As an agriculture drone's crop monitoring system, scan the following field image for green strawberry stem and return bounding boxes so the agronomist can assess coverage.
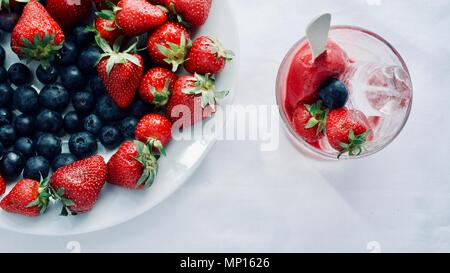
[205,36,235,62]
[150,79,171,107]
[166,2,190,28]
[182,73,229,111]
[25,175,52,215]
[95,1,122,21]
[133,140,160,189]
[304,100,327,136]
[338,129,371,159]
[50,187,77,216]
[95,9,116,21]
[96,36,142,76]
[156,31,191,72]
[0,0,11,12]
[18,31,63,69]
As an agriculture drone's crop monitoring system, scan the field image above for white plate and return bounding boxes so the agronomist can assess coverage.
[0,0,240,236]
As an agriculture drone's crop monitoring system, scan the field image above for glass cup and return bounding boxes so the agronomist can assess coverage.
[276,26,413,160]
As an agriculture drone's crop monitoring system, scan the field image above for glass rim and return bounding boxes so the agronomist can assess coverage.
[275,25,414,160]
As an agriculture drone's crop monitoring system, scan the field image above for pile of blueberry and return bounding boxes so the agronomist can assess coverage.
[0,22,153,182]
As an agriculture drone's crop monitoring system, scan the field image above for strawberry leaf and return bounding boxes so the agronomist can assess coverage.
[96,9,116,21]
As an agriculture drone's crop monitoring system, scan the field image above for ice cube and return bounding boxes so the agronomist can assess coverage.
[346,63,412,116]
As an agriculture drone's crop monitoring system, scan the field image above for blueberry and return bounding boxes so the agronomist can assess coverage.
[72,91,95,114]
[0,12,19,32]
[73,24,95,47]
[13,137,35,159]
[77,46,101,74]
[35,109,63,133]
[69,132,98,159]
[89,75,107,97]
[0,45,5,66]
[0,142,4,155]
[36,65,58,84]
[23,156,50,181]
[60,65,87,91]
[57,40,79,66]
[63,111,82,134]
[36,133,62,161]
[318,78,349,110]
[128,98,152,118]
[0,66,7,83]
[0,151,25,181]
[52,153,77,171]
[0,108,12,126]
[0,83,13,107]
[13,114,34,136]
[0,125,16,146]
[99,125,123,149]
[83,114,103,135]
[33,131,45,142]
[39,83,70,112]
[96,95,125,122]
[8,63,33,85]
[13,85,39,114]
[120,117,138,139]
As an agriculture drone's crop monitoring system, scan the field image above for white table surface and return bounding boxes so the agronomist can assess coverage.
[1,0,449,253]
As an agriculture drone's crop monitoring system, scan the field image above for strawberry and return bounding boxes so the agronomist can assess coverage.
[46,0,92,30]
[91,17,123,45]
[0,177,51,217]
[185,36,234,75]
[326,108,372,158]
[11,0,64,66]
[0,175,6,196]
[96,36,144,108]
[96,0,167,37]
[135,113,172,154]
[292,101,327,143]
[166,0,212,28]
[50,155,107,215]
[166,73,228,128]
[146,22,191,72]
[107,140,159,190]
[139,67,177,107]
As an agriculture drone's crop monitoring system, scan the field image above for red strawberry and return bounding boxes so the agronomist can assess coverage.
[139,67,177,107]
[147,22,191,72]
[185,36,234,75]
[97,0,167,37]
[96,37,144,108]
[135,113,172,154]
[107,140,159,190]
[166,73,228,128]
[92,17,123,45]
[50,155,107,215]
[166,0,212,28]
[292,101,327,143]
[326,108,372,158]
[11,0,64,66]
[0,178,51,217]
[46,0,92,30]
